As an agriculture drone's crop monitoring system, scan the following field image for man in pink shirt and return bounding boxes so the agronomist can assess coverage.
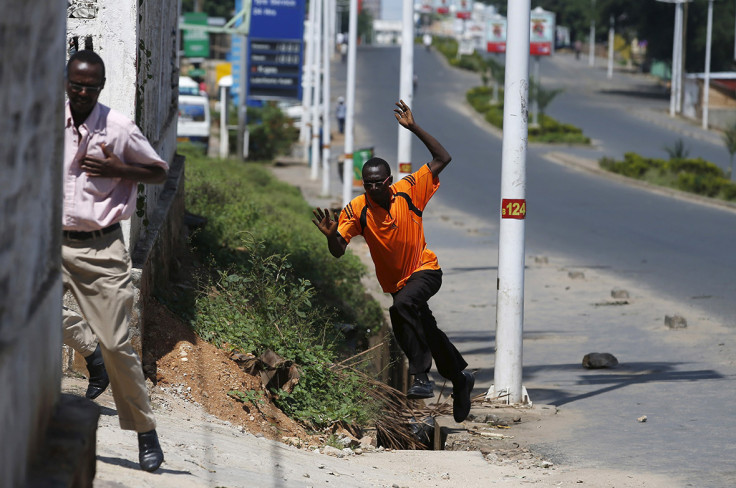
[62,50,168,472]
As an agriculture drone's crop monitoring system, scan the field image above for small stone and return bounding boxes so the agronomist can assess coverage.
[568,271,585,279]
[322,445,344,458]
[611,288,629,299]
[541,460,554,468]
[440,473,450,480]
[180,357,188,362]
[665,315,687,329]
[637,415,648,423]
[582,352,618,369]
[534,256,549,264]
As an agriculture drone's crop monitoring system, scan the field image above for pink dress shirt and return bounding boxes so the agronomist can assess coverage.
[63,101,169,231]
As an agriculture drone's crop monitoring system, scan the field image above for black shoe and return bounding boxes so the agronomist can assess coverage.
[84,344,109,400]
[406,378,434,399]
[138,429,164,472]
[452,371,475,423]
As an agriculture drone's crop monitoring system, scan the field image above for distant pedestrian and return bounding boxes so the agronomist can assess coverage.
[340,41,348,63]
[312,100,475,423]
[423,33,432,51]
[62,50,168,472]
[336,96,346,134]
[574,40,582,60]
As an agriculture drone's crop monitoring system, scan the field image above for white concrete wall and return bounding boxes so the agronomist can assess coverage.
[0,1,67,486]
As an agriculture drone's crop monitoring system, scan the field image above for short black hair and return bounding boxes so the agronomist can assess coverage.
[66,49,106,79]
[363,157,391,176]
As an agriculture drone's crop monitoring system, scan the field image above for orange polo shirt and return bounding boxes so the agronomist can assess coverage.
[338,164,440,293]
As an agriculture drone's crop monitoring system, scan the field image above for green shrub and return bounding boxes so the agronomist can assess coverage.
[667,157,725,178]
[246,102,299,160]
[600,152,666,178]
[599,150,736,203]
[675,173,723,197]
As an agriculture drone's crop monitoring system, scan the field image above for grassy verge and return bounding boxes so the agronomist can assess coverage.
[164,144,386,429]
[434,36,590,145]
[600,152,736,202]
[466,86,590,144]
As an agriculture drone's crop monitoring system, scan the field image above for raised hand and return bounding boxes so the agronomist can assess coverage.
[393,99,415,129]
[312,207,338,237]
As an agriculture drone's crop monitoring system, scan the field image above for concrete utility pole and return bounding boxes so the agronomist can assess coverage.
[607,15,614,79]
[703,0,714,129]
[659,0,687,117]
[342,0,358,206]
[321,0,332,195]
[589,0,596,66]
[311,0,323,180]
[487,0,531,406]
[397,0,414,179]
[300,0,316,161]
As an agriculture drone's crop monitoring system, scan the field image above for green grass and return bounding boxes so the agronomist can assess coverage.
[165,144,385,429]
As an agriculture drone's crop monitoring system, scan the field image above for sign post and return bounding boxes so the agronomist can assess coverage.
[183,12,210,58]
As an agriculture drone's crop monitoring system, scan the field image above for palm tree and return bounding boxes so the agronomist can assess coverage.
[663,138,690,161]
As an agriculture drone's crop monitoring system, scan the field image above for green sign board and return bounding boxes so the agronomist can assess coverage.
[352,147,374,187]
[183,12,210,58]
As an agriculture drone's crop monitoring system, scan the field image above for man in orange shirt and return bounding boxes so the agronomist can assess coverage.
[313,100,474,423]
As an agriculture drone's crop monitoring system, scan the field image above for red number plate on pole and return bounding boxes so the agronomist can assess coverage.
[501,199,527,219]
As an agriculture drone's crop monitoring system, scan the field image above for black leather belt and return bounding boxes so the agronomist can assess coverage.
[62,223,121,241]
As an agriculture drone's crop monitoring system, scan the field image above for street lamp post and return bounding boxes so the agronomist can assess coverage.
[703,0,714,129]
[589,0,596,66]
[607,15,614,79]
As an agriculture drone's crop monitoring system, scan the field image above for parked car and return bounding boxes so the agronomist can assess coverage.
[177,94,211,152]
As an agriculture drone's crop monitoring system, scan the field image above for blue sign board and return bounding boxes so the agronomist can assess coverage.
[230,0,306,106]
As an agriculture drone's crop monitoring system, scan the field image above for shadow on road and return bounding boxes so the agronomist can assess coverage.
[525,361,724,406]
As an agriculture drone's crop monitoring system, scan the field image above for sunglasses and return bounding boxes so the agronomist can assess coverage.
[67,81,104,94]
[363,174,391,190]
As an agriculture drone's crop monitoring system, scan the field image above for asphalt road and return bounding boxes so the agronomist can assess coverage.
[342,45,736,327]
[331,45,736,487]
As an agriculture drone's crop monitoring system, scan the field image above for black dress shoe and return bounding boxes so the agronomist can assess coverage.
[138,429,164,472]
[406,378,434,399]
[85,344,109,400]
[452,371,475,423]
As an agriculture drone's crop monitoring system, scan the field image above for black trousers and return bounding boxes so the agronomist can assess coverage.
[389,269,467,380]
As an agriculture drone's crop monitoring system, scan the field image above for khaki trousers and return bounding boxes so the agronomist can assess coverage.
[62,228,156,433]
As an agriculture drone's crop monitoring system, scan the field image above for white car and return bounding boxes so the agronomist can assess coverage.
[177,94,211,152]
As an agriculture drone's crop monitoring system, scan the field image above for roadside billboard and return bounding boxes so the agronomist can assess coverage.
[530,7,555,56]
[454,0,473,19]
[435,0,450,15]
[486,14,506,53]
